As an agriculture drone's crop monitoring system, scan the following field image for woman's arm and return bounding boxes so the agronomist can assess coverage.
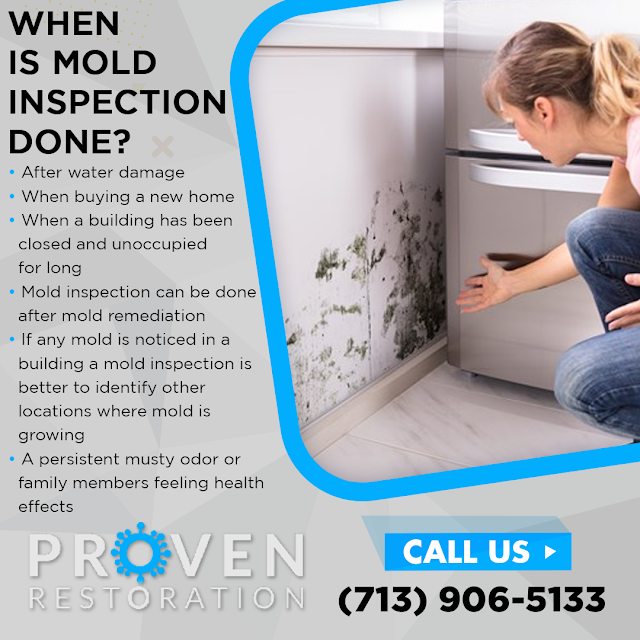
[598,159,640,210]
[456,245,576,313]
[600,161,640,328]
[456,161,640,313]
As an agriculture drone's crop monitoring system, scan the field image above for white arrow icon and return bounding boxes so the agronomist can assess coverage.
[545,546,556,559]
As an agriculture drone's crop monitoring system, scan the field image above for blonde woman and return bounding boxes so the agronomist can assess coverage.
[456,21,640,439]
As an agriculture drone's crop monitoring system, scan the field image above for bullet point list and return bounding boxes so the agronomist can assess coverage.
[9,290,14,294]
[9,337,14,342]
[9,170,14,175]
[10,194,14,199]
[9,218,14,223]
[10,457,14,462]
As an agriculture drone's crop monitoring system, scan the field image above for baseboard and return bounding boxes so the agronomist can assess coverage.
[301,337,447,458]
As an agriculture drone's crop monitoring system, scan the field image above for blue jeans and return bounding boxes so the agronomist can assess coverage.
[555,207,640,439]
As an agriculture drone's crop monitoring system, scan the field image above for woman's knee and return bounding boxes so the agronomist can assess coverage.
[565,207,610,261]
[554,340,598,414]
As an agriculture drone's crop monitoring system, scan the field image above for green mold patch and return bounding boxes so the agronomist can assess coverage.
[383,303,397,333]
[315,248,347,281]
[286,180,444,427]
[344,337,369,360]
[349,234,367,261]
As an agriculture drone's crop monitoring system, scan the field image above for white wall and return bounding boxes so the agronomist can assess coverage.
[288,6,380,27]
[288,0,443,32]
[250,48,446,426]
[379,0,443,31]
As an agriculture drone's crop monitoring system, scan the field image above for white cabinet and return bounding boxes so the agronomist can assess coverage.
[287,6,380,27]
[251,47,445,426]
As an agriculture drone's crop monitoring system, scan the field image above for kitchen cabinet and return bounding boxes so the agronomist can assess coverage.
[251,42,445,426]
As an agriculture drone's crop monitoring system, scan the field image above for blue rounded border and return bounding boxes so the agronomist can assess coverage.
[230,0,640,501]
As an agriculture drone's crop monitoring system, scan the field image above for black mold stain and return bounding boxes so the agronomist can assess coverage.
[315,248,347,281]
[348,234,369,285]
[383,303,397,333]
[312,303,363,333]
[287,180,445,426]
[354,343,368,359]
[330,303,361,315]
[370,245,386,269]
[344,337,355,356]
[344,337,368,360]
[380,183,446,360]
[349,235,367,261]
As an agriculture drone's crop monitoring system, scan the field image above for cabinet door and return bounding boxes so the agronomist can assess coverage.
[447,156,607,389]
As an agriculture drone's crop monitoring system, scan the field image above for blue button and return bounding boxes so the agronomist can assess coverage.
[385,533,571,571]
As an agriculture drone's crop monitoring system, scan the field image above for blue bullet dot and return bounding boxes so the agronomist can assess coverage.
[10,194,14,199]
[9,337,14,342]
[9,218,14,223]
[10,457,14,461]
[9,290,14,294]
[10,170,14,175]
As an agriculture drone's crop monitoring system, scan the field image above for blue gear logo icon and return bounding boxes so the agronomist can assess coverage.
[111,522,172,583]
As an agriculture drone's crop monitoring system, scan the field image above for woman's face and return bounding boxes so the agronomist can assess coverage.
[500,99,578,166]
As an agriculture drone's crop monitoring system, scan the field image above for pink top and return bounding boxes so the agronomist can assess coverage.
[622,113,640,194]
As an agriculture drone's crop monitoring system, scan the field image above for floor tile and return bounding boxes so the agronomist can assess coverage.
[350,367,628,467]
[426,363,569,413]
[315,434,467,483]
[313,364,629,479]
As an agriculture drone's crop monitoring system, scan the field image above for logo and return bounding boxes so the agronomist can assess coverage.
[28,524,305,611]
[111,522,172,583]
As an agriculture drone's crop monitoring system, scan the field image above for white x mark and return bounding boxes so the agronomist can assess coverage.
[152,136,174,158]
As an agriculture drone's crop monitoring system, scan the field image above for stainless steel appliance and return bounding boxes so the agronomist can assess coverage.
[444,0,637,390]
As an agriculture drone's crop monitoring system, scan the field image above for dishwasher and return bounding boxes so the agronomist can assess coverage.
[443,0,632,390]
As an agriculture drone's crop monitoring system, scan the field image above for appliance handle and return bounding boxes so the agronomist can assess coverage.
[469,163,609,195]
[468,129,612,162]
[469,128,532,155]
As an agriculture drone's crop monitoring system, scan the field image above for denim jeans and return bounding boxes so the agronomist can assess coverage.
[555,207,640,439]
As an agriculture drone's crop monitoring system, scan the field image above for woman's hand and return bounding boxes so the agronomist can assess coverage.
[605,274,640,330]
[455,256,516,313]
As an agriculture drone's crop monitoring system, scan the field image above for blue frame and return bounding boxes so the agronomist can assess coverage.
[230,0,640,501]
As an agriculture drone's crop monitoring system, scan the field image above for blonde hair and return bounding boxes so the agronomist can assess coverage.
[484,21,640,126]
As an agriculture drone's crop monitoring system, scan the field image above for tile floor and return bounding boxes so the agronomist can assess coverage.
[314,363,629,482]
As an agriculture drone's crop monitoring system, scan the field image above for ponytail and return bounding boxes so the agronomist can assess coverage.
[484,22,640,127]
[592,34,640,125]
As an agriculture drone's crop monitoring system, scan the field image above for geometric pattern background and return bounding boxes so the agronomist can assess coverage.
[1,2,637,638]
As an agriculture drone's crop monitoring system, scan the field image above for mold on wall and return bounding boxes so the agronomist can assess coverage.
[285,181,445,426]
[250,48,445,429]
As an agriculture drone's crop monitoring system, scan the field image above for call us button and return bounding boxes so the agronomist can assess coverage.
[384,533,572,571]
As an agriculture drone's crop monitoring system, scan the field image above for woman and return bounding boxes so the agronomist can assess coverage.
[456,21,640,439]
